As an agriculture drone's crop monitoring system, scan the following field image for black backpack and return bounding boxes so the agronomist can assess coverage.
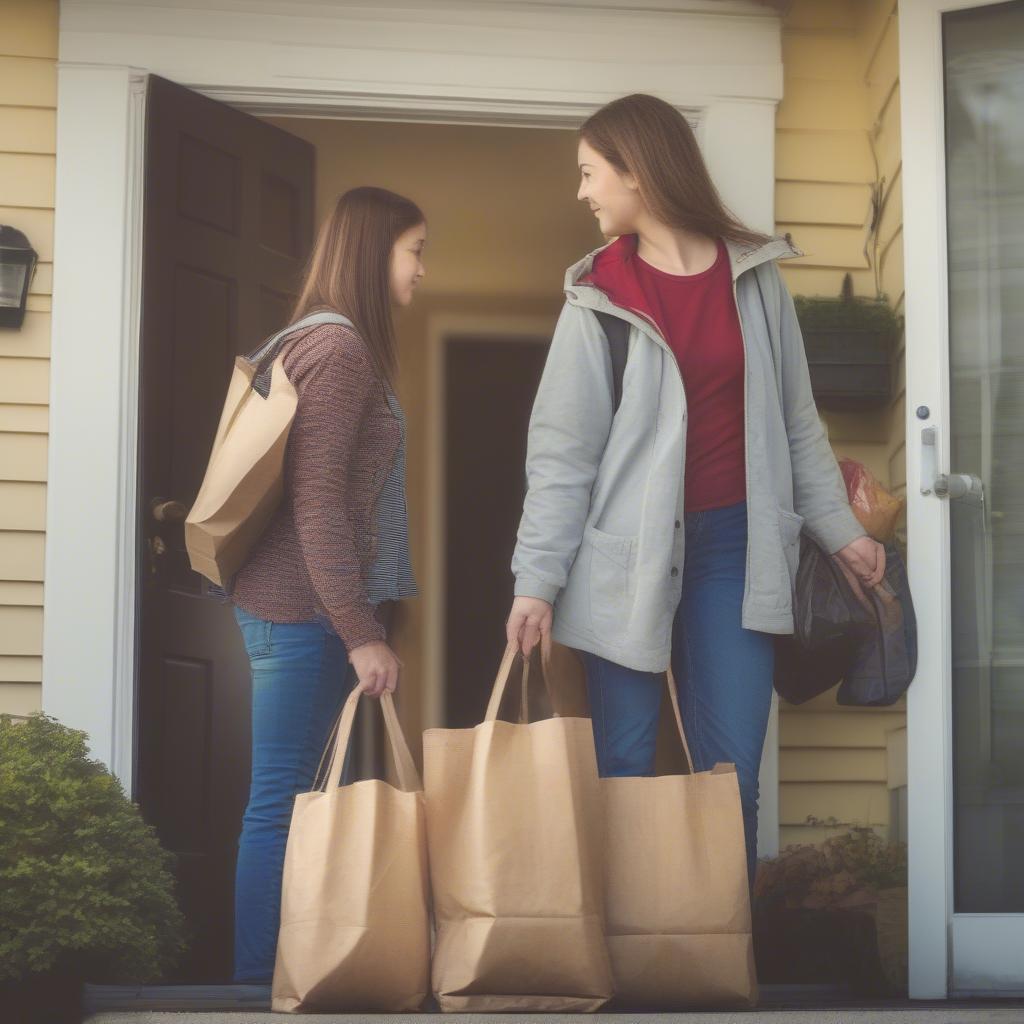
[594,310,629,413]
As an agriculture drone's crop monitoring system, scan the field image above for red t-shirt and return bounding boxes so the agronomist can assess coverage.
[581,234,746,512]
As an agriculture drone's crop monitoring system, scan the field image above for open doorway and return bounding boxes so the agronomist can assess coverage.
[440,330,549,728]
[136,78,600,979]
[261,112,601,738]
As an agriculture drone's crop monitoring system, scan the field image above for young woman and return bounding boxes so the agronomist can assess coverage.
[506,94,885,889]
[227,186,426,984]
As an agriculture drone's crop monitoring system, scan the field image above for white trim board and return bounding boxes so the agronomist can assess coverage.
[44,65,147,788]
[45,1,781,802]
[58,0,783,126]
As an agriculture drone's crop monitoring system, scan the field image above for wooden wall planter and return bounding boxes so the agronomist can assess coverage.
[794,277,902,413]
[802,327,893,411]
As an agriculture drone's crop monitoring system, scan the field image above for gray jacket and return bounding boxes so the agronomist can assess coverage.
[511,235,867,673]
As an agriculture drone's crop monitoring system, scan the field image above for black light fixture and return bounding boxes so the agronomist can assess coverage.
[0,225,39,329]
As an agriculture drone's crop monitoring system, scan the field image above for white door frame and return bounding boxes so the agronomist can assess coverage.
[423,312,555,733]
[900,0,1024,998]
[46,1,782,821]
[423,312,556,732]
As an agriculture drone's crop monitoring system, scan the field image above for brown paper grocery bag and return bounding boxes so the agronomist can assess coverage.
[186,312,352,586]
[601,669,758,1009]
[185,353,296,586]
[423,640,614,1013]
[271,688,430,1013]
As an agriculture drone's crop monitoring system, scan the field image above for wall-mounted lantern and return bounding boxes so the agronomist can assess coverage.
[0,226,39,329]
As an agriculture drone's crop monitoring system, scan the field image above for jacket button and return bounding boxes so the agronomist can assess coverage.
[670,567,679,577]
[675,520,681,529]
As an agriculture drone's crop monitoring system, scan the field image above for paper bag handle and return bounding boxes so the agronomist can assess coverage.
[484,635,557,724]
[248,311,355,374]
[314,688,422,794]
[665,666,696,774]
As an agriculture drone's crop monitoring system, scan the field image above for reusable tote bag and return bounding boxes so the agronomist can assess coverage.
[423,640,614,1013]
[601,670,758,1009]
[185,312,353,586]
[271,688,430,1013]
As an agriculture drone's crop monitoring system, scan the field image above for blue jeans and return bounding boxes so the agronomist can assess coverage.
[231,607,358,983]
[578,500,775,889]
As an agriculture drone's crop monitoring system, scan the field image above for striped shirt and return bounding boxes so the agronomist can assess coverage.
[230,320,417,651]
[365,386,418,604]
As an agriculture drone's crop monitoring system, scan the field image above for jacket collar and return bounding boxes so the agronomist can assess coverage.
[564,232,802,298]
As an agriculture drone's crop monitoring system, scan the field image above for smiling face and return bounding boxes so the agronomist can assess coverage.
[389,222,427,307]
[576,137,645,238]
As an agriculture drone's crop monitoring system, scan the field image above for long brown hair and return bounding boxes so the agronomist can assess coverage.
[580,94,768,247]
[291,186,425,387]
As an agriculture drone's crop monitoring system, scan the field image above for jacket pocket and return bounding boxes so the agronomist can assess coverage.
[585,524,637,637]
[777,507,805,589]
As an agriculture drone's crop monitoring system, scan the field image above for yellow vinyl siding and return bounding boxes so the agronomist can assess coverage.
[0,0,57,717]
[0,482,46,529]
[0,581,44,604]
[775,0,906,848]
[0,405,47,432]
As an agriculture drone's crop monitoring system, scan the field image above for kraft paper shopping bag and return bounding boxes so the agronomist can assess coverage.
[423,639,613,1013]
[271,688,430,1012]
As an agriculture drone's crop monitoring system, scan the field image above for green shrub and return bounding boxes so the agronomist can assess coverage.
[0,713,186,984]
[755,826,908,911]
[794,272,903,335]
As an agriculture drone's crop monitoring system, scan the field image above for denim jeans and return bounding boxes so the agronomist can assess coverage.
[231,607,358,983]
[578,499,775,889]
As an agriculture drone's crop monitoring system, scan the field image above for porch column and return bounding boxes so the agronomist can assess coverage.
[44,63,146,791]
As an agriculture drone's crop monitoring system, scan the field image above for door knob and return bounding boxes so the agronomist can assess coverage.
[934,473,984,502]
[920,427,984,505]
[151,498,188,523]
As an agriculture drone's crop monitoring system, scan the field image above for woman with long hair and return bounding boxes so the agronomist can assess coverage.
[227,186,426,983]
[506,94,885,889]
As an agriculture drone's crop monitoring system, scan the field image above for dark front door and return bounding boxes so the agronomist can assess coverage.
[136,75,314,981]
[444,335,549,726]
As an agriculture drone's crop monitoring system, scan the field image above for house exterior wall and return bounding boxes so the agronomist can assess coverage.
[0,0,57,719]
[774,0,907,848]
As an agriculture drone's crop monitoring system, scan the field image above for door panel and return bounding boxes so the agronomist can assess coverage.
[137,74,314,981]
[904,0,1024,998]
[943,0,1024,919]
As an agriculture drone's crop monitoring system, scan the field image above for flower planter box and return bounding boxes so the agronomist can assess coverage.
[0,971,84,1024]
[753,889,908,996]
[753,905,890,993]
[802,327,893,411]
[793,275,902,413]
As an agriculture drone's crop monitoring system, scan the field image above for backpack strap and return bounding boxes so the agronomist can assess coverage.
[248,311,355,398]
[593,310,629,413]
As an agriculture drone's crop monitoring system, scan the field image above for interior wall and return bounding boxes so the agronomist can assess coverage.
[774,0,906,848]
[266,117,600,751]
[0,0,58,719]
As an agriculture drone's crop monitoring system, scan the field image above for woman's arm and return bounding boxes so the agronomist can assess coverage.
[511,302,616,603]
[773,266,868,555]
[285,326,388,652]
[772,266,886,585]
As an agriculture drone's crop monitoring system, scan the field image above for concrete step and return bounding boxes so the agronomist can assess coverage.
[79,984,1024,1024]
[81,1010,1024,1024]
